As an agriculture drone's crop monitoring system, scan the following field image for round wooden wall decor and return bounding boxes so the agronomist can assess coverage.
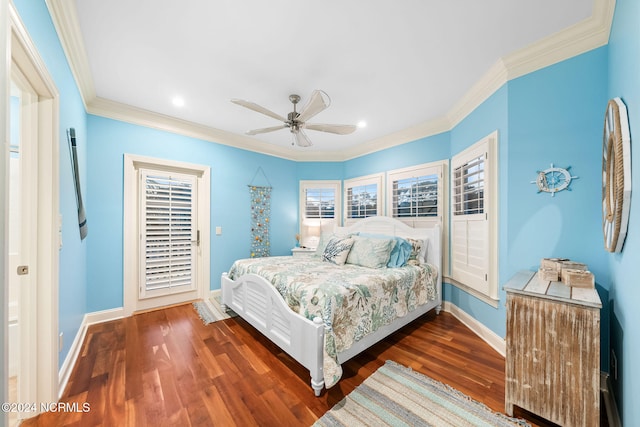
[602,97,632,253]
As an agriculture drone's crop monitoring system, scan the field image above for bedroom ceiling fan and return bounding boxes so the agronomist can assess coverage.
[231,90,357,147]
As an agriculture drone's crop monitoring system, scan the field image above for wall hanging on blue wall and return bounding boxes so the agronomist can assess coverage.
[67,128,88,240]
[531,163,578,197]
[248,167,272,258]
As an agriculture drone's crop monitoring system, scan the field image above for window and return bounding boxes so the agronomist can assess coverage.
[299,181,341,248]
[344,173,383,225]
[450,131,498,301]
[387,161,445,228]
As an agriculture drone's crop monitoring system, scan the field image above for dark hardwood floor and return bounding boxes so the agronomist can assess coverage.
[21,303,596,426]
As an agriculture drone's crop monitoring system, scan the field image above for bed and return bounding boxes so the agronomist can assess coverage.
[220,216,442,396]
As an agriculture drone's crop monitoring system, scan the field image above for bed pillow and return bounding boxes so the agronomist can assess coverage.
[358,233,413,267]
[405,237,426,265]
[387,237,413,267]
[321,236,355,265]
[345,236,395,268]
[315,232,357,257]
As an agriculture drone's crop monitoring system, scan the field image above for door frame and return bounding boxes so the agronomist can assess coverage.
[9,61,40,421]
[123,154,211,316]
[2,3,60,420]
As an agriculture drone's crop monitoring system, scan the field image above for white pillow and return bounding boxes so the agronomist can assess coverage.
[405,237,428,265]
[346,236,394,268]
[321,236,355,265]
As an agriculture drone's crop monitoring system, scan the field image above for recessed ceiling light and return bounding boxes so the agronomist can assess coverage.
[357,120,367,128]
[172,97,185,107]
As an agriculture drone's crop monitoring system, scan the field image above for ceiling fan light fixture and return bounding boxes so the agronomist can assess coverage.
[232,90,354,147]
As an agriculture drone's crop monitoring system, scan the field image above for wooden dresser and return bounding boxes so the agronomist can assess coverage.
[504,270,602,427]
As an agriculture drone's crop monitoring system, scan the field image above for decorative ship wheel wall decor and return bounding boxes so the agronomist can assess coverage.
[531,164,578,196]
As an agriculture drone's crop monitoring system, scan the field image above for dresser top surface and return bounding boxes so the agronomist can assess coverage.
[504,270,602,308]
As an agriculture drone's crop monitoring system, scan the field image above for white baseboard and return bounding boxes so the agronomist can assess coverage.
[58,307,125,398]
[442,301,506,357]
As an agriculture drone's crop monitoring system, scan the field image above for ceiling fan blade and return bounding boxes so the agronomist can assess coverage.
[304,123,357,135]
[246,125,287,135]
[231,98,287,122]
[294,130,313,147]
[296,90,330,123]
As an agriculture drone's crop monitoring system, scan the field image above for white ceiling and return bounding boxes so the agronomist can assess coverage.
[52,0,609,160]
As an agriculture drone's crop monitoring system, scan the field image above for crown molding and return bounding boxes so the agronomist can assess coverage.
[45,0,95,108]
[88,97,303,161]
[502,0,614,82]
[446,59,510,129]
[48,0,615,162]
[446,0,615,128]
[337,115,452,161]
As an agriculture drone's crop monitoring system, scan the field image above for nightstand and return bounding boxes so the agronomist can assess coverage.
[504,270,601,426]
[291,247,315,258]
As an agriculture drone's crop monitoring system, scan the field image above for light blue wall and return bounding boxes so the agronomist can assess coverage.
[344,132,450,181]
[85,116,299,312]
[507,48,608,282]
[606,0,640,423]
[296,161,343,181]
[13,0,88,367]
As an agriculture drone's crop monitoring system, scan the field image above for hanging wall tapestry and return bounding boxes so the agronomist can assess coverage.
[249,167,272,258]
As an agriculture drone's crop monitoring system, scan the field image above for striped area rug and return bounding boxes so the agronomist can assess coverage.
[192,296,237,325]
[314,360,529,427]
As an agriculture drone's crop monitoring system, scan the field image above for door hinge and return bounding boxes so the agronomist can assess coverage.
[192,230,200,246]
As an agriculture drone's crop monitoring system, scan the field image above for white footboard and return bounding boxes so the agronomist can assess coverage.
[221,218,443,396]
[221,272,326,395]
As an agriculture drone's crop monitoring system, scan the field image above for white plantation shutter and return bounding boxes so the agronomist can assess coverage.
[450,132,498,300]
[140,170,197,298]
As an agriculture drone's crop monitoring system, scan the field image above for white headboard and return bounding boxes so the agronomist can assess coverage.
[335,216,442,280]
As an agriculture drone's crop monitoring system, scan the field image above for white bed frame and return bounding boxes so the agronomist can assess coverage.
[220,216,442,396]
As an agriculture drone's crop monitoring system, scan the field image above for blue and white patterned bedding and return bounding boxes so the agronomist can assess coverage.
[227,255,438,388]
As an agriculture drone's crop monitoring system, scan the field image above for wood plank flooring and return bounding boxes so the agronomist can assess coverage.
[20,303,594,426]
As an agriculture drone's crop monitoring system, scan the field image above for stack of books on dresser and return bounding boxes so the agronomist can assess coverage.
[538,258,595,288]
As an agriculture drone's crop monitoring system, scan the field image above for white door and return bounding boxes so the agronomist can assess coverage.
[8,67,38,426]
[123,155,211,315]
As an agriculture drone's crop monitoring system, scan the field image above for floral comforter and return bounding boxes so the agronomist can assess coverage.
[227,256,438,388]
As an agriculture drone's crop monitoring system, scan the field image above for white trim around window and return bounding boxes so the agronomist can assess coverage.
[299,180,341,249]
[450,131,498,302]
[343,172,384,225]
[386,161,447,228]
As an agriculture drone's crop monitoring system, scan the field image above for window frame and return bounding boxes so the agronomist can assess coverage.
[299,180,341,249]
[450,131,498,303]
[343,172,384,225]
[386,161,446,228]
